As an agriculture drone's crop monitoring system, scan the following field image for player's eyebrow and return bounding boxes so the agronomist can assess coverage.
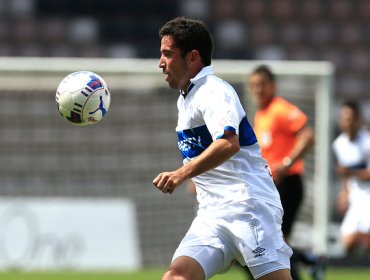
[161,49,175,56]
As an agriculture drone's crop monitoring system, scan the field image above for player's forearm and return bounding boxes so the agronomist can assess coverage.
[288,126,314,164]
[349,169,370,180]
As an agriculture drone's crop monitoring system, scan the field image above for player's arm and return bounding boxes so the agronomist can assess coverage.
[274,124,314,182]
[288,124,314,163]
[340,167,370,181]
[153,130,239,194]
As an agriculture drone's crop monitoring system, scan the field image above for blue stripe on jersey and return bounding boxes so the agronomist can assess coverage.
[177,116,257,159]
[177,125,213,159]
[239,116,258,146]
[220,126,236,136]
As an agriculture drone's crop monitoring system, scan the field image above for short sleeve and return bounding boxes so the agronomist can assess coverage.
[200,89,242,141]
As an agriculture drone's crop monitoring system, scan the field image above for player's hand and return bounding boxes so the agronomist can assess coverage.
[153,171,183,194]
[272,163,289,184]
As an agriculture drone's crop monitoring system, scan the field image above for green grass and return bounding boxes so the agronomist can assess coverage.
[0,267,369,280]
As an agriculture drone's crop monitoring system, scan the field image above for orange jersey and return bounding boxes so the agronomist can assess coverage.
[254,96,307,176]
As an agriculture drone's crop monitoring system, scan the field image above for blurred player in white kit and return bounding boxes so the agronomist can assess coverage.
[333,100,370,254]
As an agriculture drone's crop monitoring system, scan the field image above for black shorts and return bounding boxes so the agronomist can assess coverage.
[275,174,304,237]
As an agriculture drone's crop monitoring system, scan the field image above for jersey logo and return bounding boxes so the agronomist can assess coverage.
[177,125,213,159]
[177,116,257,159]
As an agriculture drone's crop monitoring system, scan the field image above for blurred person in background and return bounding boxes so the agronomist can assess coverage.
[153,17,293,280]
[248,65,323,280]
[332,100,370,256]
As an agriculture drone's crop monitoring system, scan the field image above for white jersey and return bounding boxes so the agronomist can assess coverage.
[332,128,370,203]
[176,66,282,215]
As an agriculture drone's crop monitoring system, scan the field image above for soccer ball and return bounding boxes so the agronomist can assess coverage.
[56,71,111,126]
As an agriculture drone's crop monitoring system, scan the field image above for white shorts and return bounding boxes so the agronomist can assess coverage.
[172,199,292,279]
[341,203,370,235]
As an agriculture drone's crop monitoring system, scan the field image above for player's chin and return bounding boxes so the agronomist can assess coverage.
[167,80,178,90]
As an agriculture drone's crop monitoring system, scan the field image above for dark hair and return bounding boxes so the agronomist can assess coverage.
[342,100,361,119]
[252,65,275,82]
[159,17,213,66]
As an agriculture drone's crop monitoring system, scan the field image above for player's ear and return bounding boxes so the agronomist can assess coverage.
[187,50,200,63]
[187,50,203,71]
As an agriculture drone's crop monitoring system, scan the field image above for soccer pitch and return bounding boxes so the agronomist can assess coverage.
[1,267,369,280]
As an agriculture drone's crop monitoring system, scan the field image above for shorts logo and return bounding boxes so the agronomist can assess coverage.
[252,247,266,257]
[249,221,266,258]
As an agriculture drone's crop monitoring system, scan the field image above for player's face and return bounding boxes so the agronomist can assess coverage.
[339,106,359,135]
[159,36,191,91]
[249,73,275,109]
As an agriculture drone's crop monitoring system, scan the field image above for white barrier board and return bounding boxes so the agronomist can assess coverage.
[0,198,141,270]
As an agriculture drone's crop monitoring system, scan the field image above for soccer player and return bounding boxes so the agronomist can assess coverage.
[153,17,293,280]
[332,100,370,254]
[248,65,320,280]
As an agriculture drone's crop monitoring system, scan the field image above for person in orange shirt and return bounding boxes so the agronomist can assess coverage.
[248,65,322,280]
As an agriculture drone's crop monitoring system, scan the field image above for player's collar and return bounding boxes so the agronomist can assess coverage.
[181,82,195,98]
[190,65,214,84]
[180,66,213,98]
